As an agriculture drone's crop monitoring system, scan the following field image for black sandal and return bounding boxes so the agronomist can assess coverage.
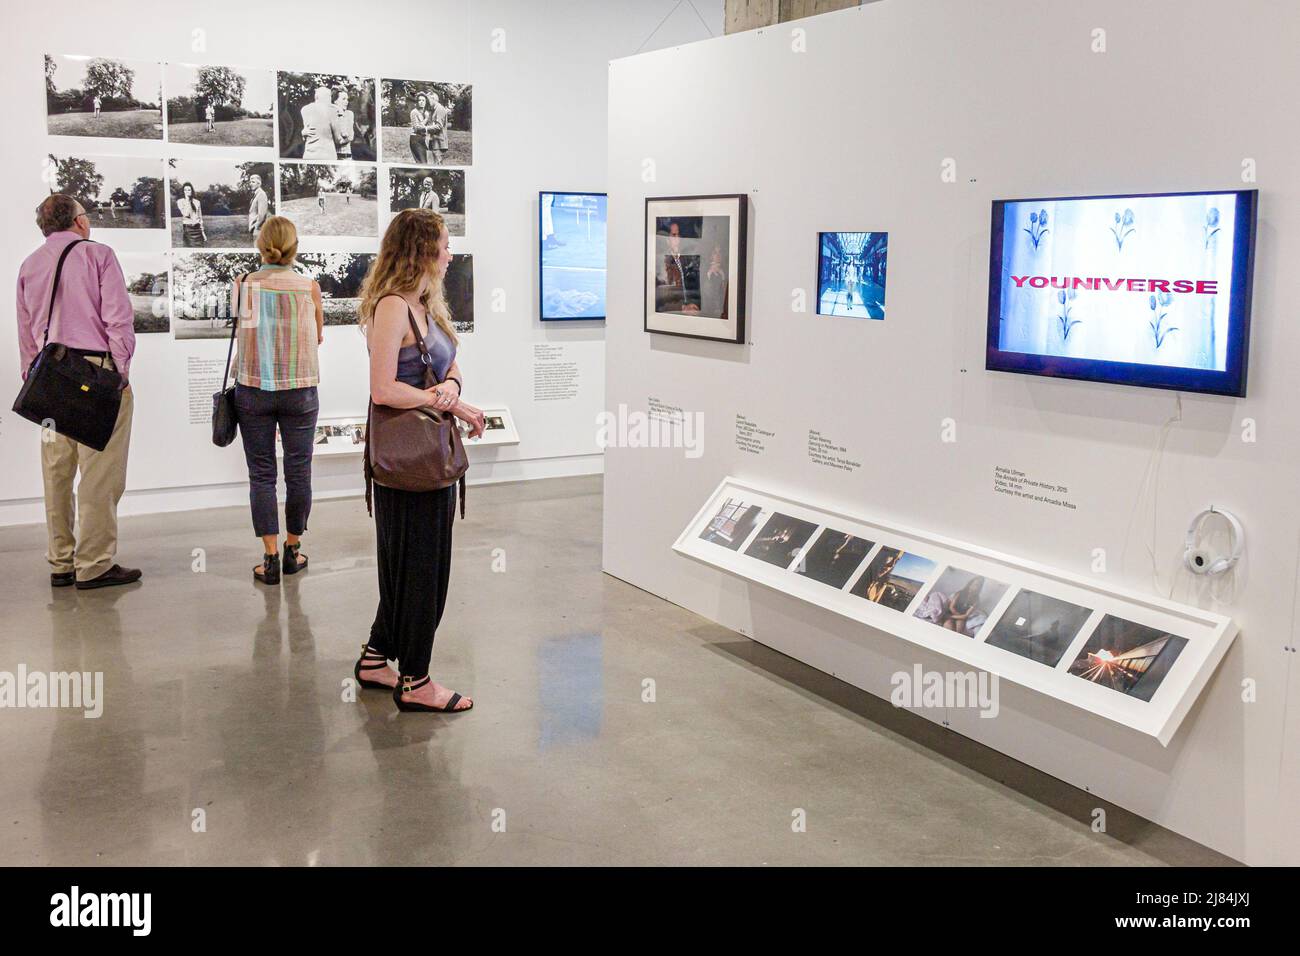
[283,542,308,575]
[354,644,394,690]
[254,552,280,585]
[393,675,473,713]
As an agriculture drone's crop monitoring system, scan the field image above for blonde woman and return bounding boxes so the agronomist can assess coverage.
[229,216,325,585]
[353,208,484,713]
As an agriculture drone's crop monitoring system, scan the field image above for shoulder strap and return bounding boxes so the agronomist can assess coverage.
[222,273,248,390]
[43,238,88,348]
[404,304,439,387]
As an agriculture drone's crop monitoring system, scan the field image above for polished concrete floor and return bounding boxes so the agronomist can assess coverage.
[0,475,1235,866]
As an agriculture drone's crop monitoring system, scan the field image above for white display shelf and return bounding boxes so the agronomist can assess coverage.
[673,477,1238,746]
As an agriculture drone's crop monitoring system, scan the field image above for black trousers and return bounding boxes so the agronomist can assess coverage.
[235,384,319,537]
[369,482,457,678]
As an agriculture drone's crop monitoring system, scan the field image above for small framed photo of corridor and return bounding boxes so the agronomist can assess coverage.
[644,194,747,343]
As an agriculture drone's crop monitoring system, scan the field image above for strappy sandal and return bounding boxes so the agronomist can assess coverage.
[283,542,308,575]
[254,552,280,585]
[353,644,395,690]
[393,675,473,713]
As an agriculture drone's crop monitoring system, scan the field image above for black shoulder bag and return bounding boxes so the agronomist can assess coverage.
[211,273,247,447]
[11,239,123,452]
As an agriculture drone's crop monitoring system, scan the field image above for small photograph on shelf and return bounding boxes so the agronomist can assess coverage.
[118,253,169,333]
[644,195,747,343]
[744,513,820,570]
[850,548,936,612]
[168,158,275,248]
[165,63,275,147]
[45,54,162,141]
[445,253,474,334]
[1067,615,1189,702]
[293,420,367,455]
[698,498,766,551]
[464,406,519,446]
[278,162,378,238]
[540,191,607,321]
[297,252,375,326]
[793,529,874,590]
[389,168,465,236]
[277,72,377,161]
[380,79,472,166]
[913,567,1009,638]
[984,590,1094,666]
[45,154,164,231]
[170,251,260,339]
[817,231,887,319]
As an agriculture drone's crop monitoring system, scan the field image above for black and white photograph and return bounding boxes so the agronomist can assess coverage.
[1067,616,1189,702]
[45,153,164,230]
[380,79,472,166]
[793,529,874,589]
[644,195,747,342]
[278,161,378,238]
[170,252,260,339]
[168,158,275,248]
[445,253,474,334]
[985,590,1094,667]
[118,252,170,333]
[165,63,275,148]
[44,54,162,140]
[698,498,766,551]
[849,548,937,612]
[277,71,377,161]
[389,167,465,235]
[913,567,1009,638]
[297,252,376,326]
[743,513,820,569]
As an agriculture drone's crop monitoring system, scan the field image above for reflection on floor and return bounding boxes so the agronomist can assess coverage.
[0,475,1234,865]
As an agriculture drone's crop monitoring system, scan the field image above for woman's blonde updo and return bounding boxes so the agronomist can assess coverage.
[256,215,299,265]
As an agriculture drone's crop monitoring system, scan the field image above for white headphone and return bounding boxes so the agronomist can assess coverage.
[1183,507,1244,576]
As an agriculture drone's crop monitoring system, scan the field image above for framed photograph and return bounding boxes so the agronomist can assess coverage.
[1067,615,1190,702]
[168,158,275,248]
[277,72,377,161]
[296,252,375,326]
[389,168,465,235]
[118,252,169,333]
[278,161,378,238]
[743,513,819,570]
[913,566,1010,639]
[644,194,747,342]
[463,406,519,447]
[45,154,164,230]
[45,54,162,140]
[170,252,260,339]
[540,190,606,321]
[379,79,472,166]
[793,529,874,590]
[985,590,1095,667]
[817,231,888,319]
[850,548,937,612]
[165,63,275,148]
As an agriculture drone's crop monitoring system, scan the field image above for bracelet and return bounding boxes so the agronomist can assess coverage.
[446,376,462,396]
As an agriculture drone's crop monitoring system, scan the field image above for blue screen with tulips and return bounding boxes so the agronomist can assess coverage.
[987,189,1256,396]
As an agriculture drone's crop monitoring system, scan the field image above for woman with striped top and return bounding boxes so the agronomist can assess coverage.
[230,216,325,585]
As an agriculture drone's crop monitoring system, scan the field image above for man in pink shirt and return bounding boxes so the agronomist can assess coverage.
[15,194,142,589]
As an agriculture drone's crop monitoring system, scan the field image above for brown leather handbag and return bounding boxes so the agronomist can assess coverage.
[364,307,467,517]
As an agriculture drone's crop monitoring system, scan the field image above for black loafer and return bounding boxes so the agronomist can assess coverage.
[51,572,75,588]
[75,565,143,590]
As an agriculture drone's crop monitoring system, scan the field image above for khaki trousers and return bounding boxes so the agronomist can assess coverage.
[40,361,134,581]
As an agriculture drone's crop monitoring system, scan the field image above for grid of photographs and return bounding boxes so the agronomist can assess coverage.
[688,487,1209,713]
[42,54,477,344]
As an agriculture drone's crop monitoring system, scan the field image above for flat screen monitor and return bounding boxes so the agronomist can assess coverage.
[817,231,888,319]
[539,190,607,321]
[987,189,1257,396]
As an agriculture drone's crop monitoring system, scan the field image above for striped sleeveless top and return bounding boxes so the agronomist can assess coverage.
[232,265,320,390]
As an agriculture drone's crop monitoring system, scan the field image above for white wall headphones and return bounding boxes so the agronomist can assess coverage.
[1183,507,1244,576]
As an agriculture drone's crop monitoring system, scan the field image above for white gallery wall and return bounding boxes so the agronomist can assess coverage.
[604,0,1300,864]
[0,0,721,525]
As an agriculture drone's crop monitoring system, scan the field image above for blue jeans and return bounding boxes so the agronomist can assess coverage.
[234,384,319,537]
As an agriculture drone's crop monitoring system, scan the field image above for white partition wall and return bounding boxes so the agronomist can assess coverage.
[0,0,722,525]
[604,0,1300,864]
